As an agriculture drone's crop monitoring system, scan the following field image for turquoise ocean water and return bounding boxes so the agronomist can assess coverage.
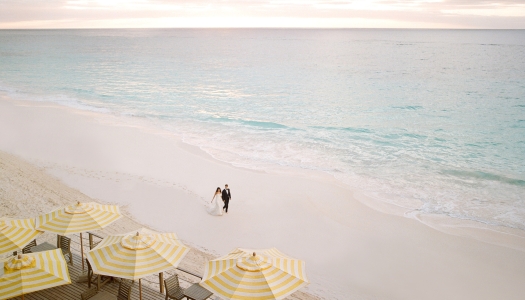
[1,29,524,229]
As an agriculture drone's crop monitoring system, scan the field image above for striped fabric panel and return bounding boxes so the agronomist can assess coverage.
[263,248,292,259]
[273,258,307,281]
[213,248,266,261]
[0,249,71,299]
[202,259,237,281]
[91,235,122,249]
[91,203,120,214]
[35,202,122,234]
[260,267,308,299]
[86,231,189,280]
[5,218,37,229]
[155,233,179,243]
[123,228,180,244]
[214,248,248,260]
[0,218,43,255]
[266,248,308,285]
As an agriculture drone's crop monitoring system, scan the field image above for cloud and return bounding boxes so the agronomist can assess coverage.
[0,0,524,28]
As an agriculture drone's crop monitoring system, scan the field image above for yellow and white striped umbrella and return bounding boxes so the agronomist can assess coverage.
[200,248,309,300]
[0,218,43,255]
[0,249,71,299]
[35,202,122,235]
[86,228,189,280]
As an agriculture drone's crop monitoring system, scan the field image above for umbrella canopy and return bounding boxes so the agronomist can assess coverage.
[35,202,122,235]
[0,249,71,299]
[200,248,309,300]
[0,218,43,255]
[86,228,189,280]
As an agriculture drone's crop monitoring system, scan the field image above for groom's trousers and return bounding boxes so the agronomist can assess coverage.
[223,199,229,213]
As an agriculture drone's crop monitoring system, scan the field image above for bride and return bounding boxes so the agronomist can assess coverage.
[207,187,223,216]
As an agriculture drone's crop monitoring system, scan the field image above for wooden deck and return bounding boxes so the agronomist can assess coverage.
[9,233,204,300]
[6,233,317,300]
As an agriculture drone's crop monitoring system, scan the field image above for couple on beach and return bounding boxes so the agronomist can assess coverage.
[207,184,231,216]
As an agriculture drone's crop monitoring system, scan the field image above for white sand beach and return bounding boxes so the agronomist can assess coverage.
[1,95,525,300]
[0,121,315,300]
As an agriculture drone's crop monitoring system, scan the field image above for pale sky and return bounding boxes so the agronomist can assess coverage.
[1,0,524,29]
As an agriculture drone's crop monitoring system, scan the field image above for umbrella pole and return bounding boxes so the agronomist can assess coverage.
[159,272,164,294]
[139,278,142,300]
[80,232,85,270]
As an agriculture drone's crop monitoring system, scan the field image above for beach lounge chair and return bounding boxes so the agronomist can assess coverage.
[164,274,185,300]
[80,279,133,300]
[22,239,37,254]
[58,235,73,265]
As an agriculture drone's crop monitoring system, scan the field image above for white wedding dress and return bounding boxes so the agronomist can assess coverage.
[207,194,223,216]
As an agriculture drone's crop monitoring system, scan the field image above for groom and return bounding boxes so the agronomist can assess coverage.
[222,184,231,213]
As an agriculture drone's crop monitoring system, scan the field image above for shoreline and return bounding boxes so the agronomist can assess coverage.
[4,89,525,236]
[1,94,525,299]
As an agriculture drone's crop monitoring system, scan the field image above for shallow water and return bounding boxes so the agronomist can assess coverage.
[1,29,524,229]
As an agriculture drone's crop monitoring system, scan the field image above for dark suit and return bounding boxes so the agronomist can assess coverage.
[222,188,231,212]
